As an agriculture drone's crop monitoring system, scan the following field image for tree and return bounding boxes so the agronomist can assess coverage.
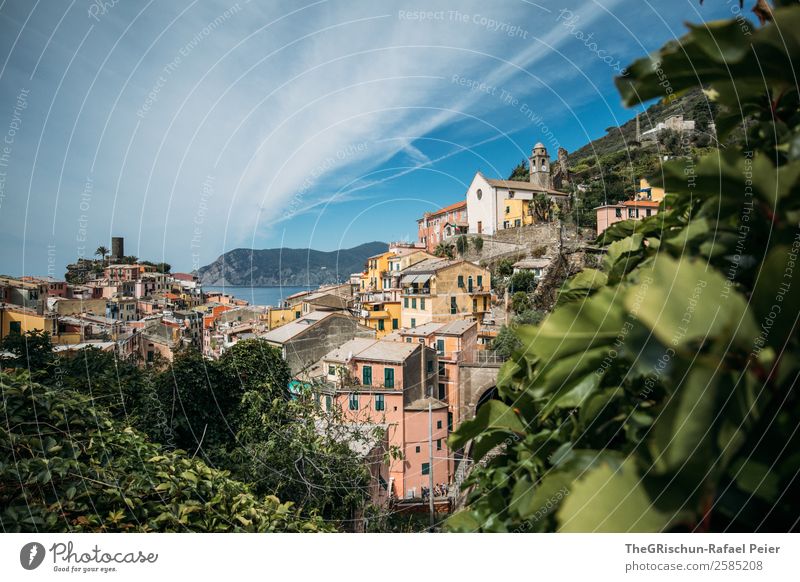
[433,242,455,259]
[449,2,800,533]
[508,271,537,294]
[94,245,109,267]
[0,372,330,532]
[0,329,53,375]
[508,160,529,181]
[121,255,139,264]
[472,236,484,253]
[229,391,373,526]
[150,348,233,460]
[455,235,469,256]
[217,338,291,401]
[510,291,532,313]
[496,259,514,279]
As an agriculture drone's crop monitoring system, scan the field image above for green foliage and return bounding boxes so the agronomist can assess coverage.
[509,271,537,294]
[449,6,800,533]
[230,391,373,524]
[455,235,469,255]
[508,160,529,181]
[0,329,54,375]
[472,236,484,253]
[433,242,455,259]
[0,373,330,532]
[496,259,514,279]
[510,291,532,313]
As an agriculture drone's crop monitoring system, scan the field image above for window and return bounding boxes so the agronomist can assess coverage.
[450,297,457,315]
[349,394,359,410]
[375,394,385,411]
[514,219,521,227]
[325,395,332,411]
[483,297,488,310]
[436,339,445,355]
[9,321,21,334]
[437,439,442,451]
[615,208,622,218]
[416,445,421,453]
[505,206,510,214]
[362,366,372,385]
[477,275,483,288]
[448,412,453,432]
[476,189,482,200]
[404,297,408,308]
[438,383,446,400]
[373,304,380,311]
[411,298,417,309]
[392,318,399,329]
[509,191,515,198]
[384,368,394,388]
[473,298,478,312]
[406,337,412,343]
[438,362,445,377]
[427,359,433,374]
[477,221,482,233]
[147,351,154,362]
[411,318,416,328]
[628,208,636,218]
[457,275,464,288]
[436,420,442,429]
[328,365,335,376]
[646,209,652,217]
[420,298,425,310]
[378,319,385,331]
[421,463,430,476]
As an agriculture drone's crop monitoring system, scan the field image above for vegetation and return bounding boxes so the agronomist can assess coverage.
[449,1,800,533]
[456,235,469,256]
[434,241,455,259]
[1,333,372,531]
[510,291,532,313]
[472,236,484,253]
[0,373,330,532]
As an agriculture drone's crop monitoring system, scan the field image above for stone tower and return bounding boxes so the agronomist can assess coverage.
[111,237,124,262]
[529,142,552,189]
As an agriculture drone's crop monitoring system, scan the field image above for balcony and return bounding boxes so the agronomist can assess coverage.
[466,285,490,295]
[402,286,431,296]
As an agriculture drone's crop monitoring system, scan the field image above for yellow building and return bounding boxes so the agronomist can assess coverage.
[363,251,395,292]
[267,306,302,330]
[0,305,80,344]
[359,300,401,338]
[638,178,665,202]
[399,259,491,329]
[501,198,535,229]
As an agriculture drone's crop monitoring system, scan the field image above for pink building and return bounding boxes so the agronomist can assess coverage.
[393,319,478,428]
[319,338,451,499]
[417,200,468,253]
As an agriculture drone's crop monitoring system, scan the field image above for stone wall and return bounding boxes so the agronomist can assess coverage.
[284,315,375,374]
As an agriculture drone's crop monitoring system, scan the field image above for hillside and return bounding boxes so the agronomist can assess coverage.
[197,242,387,287]
[569,88,715,163]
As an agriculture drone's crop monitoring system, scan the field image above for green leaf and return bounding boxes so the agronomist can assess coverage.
[449,400,525,451]
[557,460,674,532]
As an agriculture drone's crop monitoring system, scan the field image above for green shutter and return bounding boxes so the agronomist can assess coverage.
[384,367,394,388]
[362,366,372,385]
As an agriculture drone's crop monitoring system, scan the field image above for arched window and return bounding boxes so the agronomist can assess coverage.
[476,188,483,200]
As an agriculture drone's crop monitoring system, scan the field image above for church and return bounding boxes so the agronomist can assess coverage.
[465,142,571,236]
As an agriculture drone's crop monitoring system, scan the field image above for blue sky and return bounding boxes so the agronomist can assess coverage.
[0,0,735,276]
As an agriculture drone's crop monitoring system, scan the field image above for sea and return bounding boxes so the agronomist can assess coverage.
[204,285,311,307]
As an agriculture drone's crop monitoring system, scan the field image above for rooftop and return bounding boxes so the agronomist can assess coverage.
[483,175,569,196]
[436,319,478,336]
[405,396,449,411]
[322,337,421,364]
[261,310,337,344]
[418,200,467,221]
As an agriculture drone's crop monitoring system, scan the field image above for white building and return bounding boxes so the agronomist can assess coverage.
[465,171,570,235]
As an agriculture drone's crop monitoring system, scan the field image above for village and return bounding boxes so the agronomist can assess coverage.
[0,136,666,514]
